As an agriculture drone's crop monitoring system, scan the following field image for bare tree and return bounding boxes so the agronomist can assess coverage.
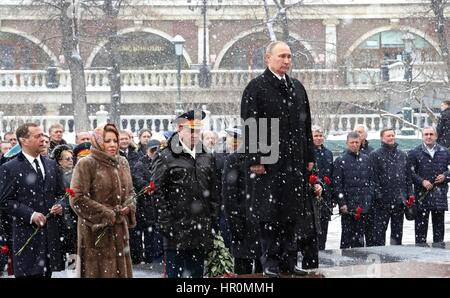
[431,0,450,86]
[261,0,304,43]
[100,0,123,128]
[60,0,90,132]
[28,0,90,132]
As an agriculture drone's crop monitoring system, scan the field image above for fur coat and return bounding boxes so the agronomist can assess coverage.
[70,147,136,278]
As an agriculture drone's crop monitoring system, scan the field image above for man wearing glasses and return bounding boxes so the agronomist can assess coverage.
[408,127,450,245]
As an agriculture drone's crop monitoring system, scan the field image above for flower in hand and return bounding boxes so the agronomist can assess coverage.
[406,195,415,208]
[309,175,318,185]
[1,245,9,255]
[323,176,332,185]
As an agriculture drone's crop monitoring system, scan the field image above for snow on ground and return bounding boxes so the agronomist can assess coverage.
[325,197,450,250]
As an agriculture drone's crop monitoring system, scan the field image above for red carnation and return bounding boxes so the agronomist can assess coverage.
[65,187,76,198]
[323,176,331,185]
[356,207,363,214]
[406,195,415,208]
[1,245,9,255]
[354,213,361,220]
[309,175,318,185]
[145,181,157,194]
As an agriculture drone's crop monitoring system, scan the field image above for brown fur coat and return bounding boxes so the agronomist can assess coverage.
[70,148,136,278]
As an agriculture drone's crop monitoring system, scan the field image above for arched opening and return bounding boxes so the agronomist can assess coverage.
[347,30,440,68]
[0,31,52,69]
[91,32,188,69]
[218,32,315,70]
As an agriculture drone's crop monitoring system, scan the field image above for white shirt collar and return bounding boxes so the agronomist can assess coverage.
[423,143,437,157]
[179,139,196,159]
[22,151,45,178]
[268,68,286,81]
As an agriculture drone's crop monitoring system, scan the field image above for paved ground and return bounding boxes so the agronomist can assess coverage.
[14,197,450,278]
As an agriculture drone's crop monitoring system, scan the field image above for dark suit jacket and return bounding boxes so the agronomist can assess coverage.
[0,153,65,277]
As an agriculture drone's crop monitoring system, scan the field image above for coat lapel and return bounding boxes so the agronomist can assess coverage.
[41,156,51,190]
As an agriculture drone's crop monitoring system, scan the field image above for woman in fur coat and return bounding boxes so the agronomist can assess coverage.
[70,124,136,278]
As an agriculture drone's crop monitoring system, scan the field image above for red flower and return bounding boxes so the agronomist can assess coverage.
[356,207,363,214]
[65,187,76,199]
[145,181,157,194]
[309,175,318,185]
[354,213,361,220]
[323,176,331,185]
[406,195,415,208]
[1,245,9,255]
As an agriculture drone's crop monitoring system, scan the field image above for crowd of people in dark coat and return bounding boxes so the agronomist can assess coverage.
[0,42,449,278]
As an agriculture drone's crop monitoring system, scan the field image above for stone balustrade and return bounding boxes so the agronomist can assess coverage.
[0,110,436,137]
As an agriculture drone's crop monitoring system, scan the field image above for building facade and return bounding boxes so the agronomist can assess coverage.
[0,0,447,119]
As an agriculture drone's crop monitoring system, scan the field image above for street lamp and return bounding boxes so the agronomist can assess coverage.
[188,0,222,88]
[401,31,415,136]
[173,34,186,116]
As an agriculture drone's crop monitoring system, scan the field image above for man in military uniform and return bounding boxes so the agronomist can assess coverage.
[151,110,219,278]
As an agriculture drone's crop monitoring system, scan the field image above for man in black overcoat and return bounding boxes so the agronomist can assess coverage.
[0,123,65,278]
[240,41,316,277]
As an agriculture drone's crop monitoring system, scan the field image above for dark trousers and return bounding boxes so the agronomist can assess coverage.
[259,221,297,273]
[130,225,163,264]
[372,206,404,246]
[297,235,319,269]
[318,216,329,250]
[165,249,204,278]
[415,209,445,244]
[219,211,231,249]
[16,270,52,278]
[234,258,263,275]
[340,213,369,249]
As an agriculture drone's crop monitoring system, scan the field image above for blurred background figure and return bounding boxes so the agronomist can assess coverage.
[437,100,450,149]
[48,123,69,155]
[137,129,152,156]
[0,141,12,158]
[51,144,77,264]
[75,131,92,145]
[132,139,164,265]
[202,130,218,153]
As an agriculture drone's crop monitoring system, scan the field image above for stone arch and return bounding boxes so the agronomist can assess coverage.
[343,25,441,60]
[86,27,193,68]
[214,28,319,70]
[0,27,58,66]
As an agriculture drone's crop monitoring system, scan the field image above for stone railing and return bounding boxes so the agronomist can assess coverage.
[388,61,448,82]
[0,68,386,92]
[318,112,436,136]
[0,110,436,137]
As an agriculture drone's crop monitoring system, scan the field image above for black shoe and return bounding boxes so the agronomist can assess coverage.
[263,267,280,278]
[294,265,309,276]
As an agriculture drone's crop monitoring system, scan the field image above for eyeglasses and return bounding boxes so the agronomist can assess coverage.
[60,157,73,162]
[423,133,435,136]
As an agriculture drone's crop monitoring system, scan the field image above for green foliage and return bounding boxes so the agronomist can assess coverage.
[205,232,234,277]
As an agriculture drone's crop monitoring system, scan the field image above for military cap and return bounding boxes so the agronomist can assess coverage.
[172,109,206,129]
[73,142,91,158]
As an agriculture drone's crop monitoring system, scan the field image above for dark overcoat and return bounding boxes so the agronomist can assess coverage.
[222,152,260,259]
[407,144,450,210]
[437,107,450,148]
[333,150,375,213]
[151,134,219,251]
[369,142,413,208]
[0,153,65,277]
[240,68,316,224]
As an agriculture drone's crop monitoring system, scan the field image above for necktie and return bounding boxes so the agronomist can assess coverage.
[34,158,44,181]
[280,77,288,89]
